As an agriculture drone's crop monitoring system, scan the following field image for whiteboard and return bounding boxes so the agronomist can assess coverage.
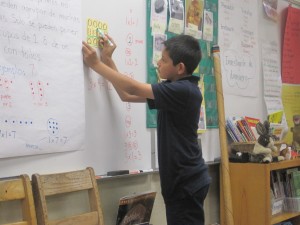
[0,0,151,177]
[82,0,152,173]
[1,0,292,178]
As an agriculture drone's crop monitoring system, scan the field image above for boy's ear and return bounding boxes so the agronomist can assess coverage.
[176,62,186,75]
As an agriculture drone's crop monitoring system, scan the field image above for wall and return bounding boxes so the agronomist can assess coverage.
[2,0,297,224]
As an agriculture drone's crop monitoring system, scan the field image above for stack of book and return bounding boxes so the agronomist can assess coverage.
[226,116,260,143]
[271,168,300,213]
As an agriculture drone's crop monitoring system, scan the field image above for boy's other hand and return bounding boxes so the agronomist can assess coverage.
[82,41,100,69]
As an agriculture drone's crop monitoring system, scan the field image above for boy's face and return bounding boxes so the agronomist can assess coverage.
[157,49,182,81]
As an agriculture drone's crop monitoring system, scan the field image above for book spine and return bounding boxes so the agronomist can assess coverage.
[227,118,243,142]
[235,121,247,142]
[237,120,251,141]
[226,124,238,142]
[244,116,260,140]
[242,119,256,141]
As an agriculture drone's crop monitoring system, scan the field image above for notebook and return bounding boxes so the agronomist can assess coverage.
[116,191,156,225]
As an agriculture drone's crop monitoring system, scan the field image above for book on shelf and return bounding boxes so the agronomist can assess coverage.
[235,123,247,142]
[286,168,299,197]
[271,171,282,199]
[276,170,285,198]
[241,119,256,141]
[236,119,253,141]
[291,170,300,197]
[226,124,238,142]
[226,116,260,142]
[244,116,260,140]
[226,116,244,142]
[116,191,156,225]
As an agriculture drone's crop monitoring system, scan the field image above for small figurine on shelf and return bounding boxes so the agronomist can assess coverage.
[279,144,292,160]
[250,120,285,163]
[291,114,300,153]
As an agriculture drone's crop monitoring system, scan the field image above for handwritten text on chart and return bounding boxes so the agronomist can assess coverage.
[122,8,143,162]
[219,0,259,96]
[0,0,83,157]
[222,50,256,90]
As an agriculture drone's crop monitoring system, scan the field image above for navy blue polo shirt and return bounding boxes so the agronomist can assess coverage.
[147,75,211,203]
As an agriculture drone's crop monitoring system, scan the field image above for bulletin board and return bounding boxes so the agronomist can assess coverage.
[146,0,219,129]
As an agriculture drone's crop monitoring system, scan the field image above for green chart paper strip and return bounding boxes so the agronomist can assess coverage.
[146,0,219,128]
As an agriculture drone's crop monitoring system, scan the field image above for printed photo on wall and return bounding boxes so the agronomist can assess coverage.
[152,34,167,66]
[198,77,207,133]
[202,10,213,41]
[151,0,168,34]
[185,0,204,39]
[168,0,185,34]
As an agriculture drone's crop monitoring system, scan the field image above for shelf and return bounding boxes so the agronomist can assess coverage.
[229,157,300,225]
[271,211,300,224]
[270,158,300,170]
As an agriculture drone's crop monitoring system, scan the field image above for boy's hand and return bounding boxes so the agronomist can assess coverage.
[82,41,100,69]
[99,34,116,61]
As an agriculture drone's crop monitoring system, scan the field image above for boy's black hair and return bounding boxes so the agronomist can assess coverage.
[163,34,202,74]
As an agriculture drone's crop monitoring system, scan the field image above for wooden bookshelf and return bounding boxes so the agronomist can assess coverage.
[229,158,300,225]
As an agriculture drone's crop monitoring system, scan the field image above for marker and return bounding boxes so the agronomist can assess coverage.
[96,28,114,46]
[105,169,154,177]
[95,175,112,179]
[107,170,129,176]
[129,169,141,174]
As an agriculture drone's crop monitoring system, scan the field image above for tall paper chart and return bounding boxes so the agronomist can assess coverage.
[0,0,85,158]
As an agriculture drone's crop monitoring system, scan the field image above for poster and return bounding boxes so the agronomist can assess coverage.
[0,0,85,158]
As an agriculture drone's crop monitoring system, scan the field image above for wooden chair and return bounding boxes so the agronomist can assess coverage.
[31,167,104,225]
[0,174,37,225]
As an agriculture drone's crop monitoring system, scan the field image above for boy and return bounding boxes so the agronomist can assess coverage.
[82,34,211,225]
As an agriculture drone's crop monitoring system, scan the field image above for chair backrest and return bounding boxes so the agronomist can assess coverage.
[31,167,104,225]
[0,174,37,225]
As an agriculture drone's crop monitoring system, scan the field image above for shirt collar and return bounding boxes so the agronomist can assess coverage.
[177,75,200,84]
[164,75,200,84]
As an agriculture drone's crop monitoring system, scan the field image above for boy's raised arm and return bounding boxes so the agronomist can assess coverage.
[82,41,154,101]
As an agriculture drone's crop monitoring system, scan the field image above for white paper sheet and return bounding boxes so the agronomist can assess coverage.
[0,0,85,158]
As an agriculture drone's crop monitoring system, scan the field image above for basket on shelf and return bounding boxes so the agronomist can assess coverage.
[230,141,284,154]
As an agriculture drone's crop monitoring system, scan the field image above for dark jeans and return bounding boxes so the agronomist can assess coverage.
[165,184,210,225]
